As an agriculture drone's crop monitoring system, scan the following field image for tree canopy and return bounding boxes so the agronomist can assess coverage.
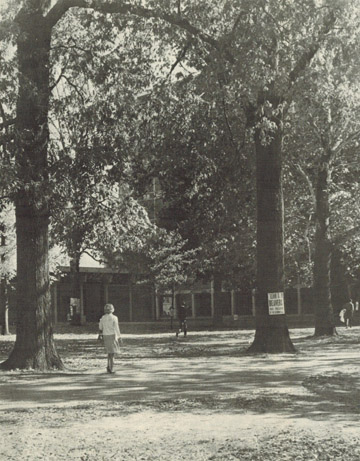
[0,0,360,367]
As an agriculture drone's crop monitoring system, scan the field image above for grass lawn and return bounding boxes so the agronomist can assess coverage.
[1,326,360,460]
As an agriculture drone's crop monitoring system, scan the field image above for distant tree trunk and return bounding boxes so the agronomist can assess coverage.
[1,277,10,336]
[248,102,295,353]
[330,247,350,314]
[212,273,223,327]
[313,162,336,336]
[0,8,62,370]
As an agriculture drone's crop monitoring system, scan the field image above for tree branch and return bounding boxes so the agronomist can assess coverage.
[46,0,220,55]
[288,11,336,86]
[50,64,68,92]
[333,128,360,155]
[166,40,192,79]
[82,249,106,264]
[217,78,241,159]
[62,74,85,103]
[332,225,360,246]
[295,163,316,263]
[296,164,316,208]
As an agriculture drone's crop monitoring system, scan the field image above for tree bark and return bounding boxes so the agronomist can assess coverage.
[313,163,336,336]
[248,105,295,353]
[330,247,350,314]
[0,6,63,370]
[1,277,10,336]
[0,227,10,335]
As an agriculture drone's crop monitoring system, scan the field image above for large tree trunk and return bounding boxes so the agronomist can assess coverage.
[1,7,63,370]
[330,247,350,314]
[248,107,295,353]
[313,163,336,336]
[1,277,10,336]
[0,228,10,335]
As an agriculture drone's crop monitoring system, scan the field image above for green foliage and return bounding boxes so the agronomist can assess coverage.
[283,7,360,287]
[126,66,256,289]
[46,10,165,267]
[145,230,198,289]
[0,10,17,199]
[104,228,198,291]
[2,0,360,294]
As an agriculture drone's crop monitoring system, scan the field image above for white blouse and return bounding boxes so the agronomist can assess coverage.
[99,313,121,339]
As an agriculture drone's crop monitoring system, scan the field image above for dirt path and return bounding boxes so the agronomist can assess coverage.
[1,327,360,460]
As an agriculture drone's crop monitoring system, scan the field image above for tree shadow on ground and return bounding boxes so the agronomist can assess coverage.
[1,355,359,421]
[1,328,360,423]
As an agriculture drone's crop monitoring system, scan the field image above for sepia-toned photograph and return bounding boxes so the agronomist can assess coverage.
[0,1,360,459]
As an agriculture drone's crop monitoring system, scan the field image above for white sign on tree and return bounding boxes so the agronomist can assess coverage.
[268,292,285,315]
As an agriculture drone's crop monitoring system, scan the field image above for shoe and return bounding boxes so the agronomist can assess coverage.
[107,367,111,373]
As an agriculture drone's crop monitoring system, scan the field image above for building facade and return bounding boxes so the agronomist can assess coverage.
[52,267,319,327]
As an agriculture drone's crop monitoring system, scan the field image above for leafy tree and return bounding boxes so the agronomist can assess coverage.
[0,0,224,369]
[141,0,346,350]
[142,85,255,279]
[232,1,340,352]
[0,0,358,368]
[286,21,360,335]
[121,55,258,328]
[142,0,346,351]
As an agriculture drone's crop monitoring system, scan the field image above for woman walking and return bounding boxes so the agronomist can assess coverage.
[98,303,122,373]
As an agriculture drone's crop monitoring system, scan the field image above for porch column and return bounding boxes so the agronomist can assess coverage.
[129,280,133,322]
[104,283,109,304]
[155,292,160,320]
[251,289,256,316]
[80,281,85,324]
[231,290,235,317]
[191,293,196,318]
[210,281,215,318]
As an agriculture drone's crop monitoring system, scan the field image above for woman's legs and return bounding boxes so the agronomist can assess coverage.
[108,353,115,372]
